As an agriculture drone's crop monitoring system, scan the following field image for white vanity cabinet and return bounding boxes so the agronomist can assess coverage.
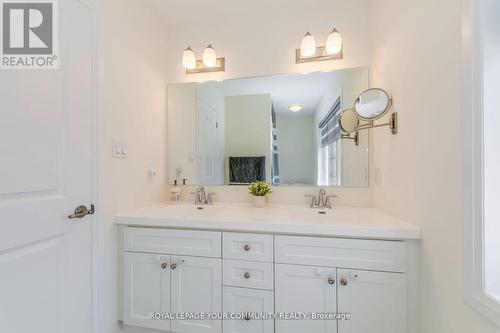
[274,235,407,333]
[121,227,413,333]
[171,256,222,333]
[123,228,223,333]
[123,252,172,331]
[336,269,406,333]
[275,264,338,333]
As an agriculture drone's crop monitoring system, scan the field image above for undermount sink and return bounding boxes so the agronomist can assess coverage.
[149,203,221,218]
[288,207,334,221]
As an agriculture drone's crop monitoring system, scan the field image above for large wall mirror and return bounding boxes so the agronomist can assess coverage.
[167,67,369,187]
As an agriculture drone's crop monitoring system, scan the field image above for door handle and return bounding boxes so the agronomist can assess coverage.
[68,204,95,219]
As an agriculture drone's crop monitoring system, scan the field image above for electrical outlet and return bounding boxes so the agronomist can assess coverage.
[146,168,158,184]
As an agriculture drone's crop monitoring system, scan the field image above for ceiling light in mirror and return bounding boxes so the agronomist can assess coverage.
[288,104,304,112]
[182,47,196,69]
[300,32,316,57]
[325,28,342,55]
[202,44,217,68]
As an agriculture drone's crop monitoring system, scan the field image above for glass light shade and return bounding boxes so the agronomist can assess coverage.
[288,104,304,112]
[325,29,342,55]
[182,47,196,70]
[300,32,316,57]
[202,44,217,68]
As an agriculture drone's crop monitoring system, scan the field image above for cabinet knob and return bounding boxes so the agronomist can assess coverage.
[170,263,177,270]
[244,272,251,279]
[243,244,251,251]
[340,278,348,286]
[328,277,335,285]
[243,314,251,321]
[161,263,168,269]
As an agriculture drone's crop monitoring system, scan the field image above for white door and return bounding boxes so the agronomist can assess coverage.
[0,1,95,332]
[197,99,220,185]
[171,256,222,333]
[275,264,337,333]
[337,269,407,333]
[123,253,171,331]
[223,286,274,333]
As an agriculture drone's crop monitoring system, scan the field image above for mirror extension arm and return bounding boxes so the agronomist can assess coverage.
[356,112,398,135]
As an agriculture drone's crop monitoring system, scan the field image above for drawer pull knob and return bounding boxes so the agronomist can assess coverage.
[340,278,348,286]
[244,314,251,321]
[161,263,168,269]
[243,244,251,251]
[244,272,251,279]
[171,263,177,270]
[328,277,335,285]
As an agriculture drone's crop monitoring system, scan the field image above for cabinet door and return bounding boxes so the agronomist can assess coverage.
[337,269,406,333]
[171,256,222,333]
[123,252,171,331]
[223,287,274,333]
[275,264,337,333]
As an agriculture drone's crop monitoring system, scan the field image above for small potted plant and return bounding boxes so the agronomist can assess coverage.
[248,181,272,208]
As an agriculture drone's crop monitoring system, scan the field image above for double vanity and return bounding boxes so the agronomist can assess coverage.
[116,200,421,333]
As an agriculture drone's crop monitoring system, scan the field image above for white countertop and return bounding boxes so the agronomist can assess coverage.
[115,202,421,240]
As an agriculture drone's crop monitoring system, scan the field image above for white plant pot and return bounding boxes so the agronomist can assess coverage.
[253,196,266,208]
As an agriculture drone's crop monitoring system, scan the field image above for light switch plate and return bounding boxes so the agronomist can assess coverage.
[112,141,128,159]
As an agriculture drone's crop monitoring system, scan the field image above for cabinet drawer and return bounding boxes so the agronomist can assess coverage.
[124,227,221,258]
[223,287,274,333]
[223,233,273,262]
[223,260,274,290]
[275,236,406,273]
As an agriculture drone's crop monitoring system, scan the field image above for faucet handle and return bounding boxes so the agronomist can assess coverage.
[324,195,338,209]
[305,194,318,208]
[207,193,216,205]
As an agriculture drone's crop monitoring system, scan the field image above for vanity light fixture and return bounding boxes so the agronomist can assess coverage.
[325,28,342,55]
[296,28,343,64]
[300,32,316,57]
[202,44,217,68]
[182,44,225,74]
[182,47,196,70]
[288,104,304,112]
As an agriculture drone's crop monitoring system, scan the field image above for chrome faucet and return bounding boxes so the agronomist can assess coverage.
[192,186,216,205]
[305,188,337,209]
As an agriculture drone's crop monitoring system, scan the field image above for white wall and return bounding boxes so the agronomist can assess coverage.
[225,94,272,182]
[276,115,315,185]
[162,0,372,84]
[96,1,170,332]
[369,0,499,332]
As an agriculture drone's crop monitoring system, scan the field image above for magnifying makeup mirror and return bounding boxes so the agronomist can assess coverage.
[339,88,398,135]
[354,88,392,121]
[339,108,359,133]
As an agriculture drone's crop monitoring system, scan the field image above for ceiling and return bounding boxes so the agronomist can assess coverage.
[144,0,327,27]
[215,71,339,117]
